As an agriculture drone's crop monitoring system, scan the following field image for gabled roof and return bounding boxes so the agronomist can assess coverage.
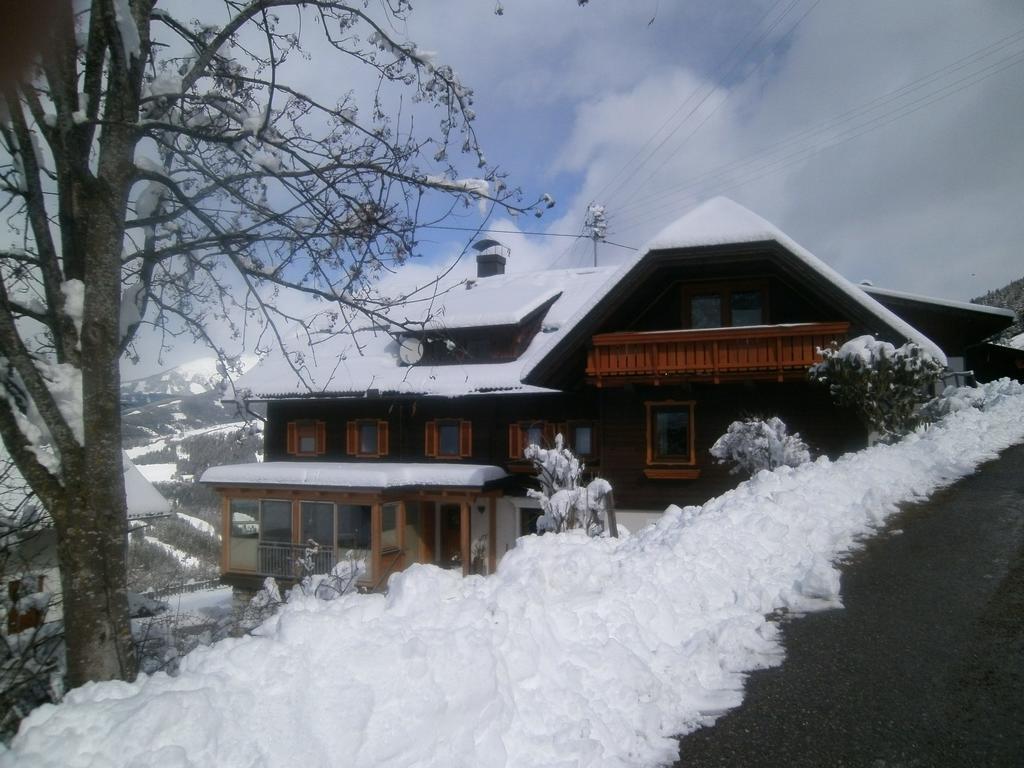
[523,197,948,385]
[238,197,964,401]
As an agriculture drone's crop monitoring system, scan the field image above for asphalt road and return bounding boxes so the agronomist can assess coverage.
[674,442,1024,768]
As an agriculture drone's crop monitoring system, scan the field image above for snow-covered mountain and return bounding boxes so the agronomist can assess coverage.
[121,355,258,403]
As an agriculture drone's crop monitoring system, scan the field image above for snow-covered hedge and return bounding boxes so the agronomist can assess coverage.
[709,416,810,476]
[4,389,1024,768]
[810,335,945,442]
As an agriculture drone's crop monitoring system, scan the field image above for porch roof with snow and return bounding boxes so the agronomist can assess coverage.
[200,461,508,491]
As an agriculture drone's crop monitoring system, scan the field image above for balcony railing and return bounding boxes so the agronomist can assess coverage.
[585,321,850,385]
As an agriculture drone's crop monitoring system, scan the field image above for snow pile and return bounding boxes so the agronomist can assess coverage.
[6,394,1024,767]
[922,377,1024,419]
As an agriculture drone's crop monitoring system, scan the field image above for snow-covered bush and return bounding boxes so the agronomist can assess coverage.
[709,416,811,476]
[920,377,1024,421]
[810,335,944,442]
[241,552,365,631]
[524,434,613,536]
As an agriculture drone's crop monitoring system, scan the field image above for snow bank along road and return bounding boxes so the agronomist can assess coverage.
[676,440,1024,767]
[3,383,1024,768]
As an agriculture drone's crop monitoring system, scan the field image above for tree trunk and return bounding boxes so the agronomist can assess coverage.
[55,489,136,686]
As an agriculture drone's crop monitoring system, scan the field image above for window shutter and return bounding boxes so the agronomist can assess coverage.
[378,421,389,456]
[424,421,437,458]
[346,421,357,455]
[459,420,472,458]
[315,421,327,454]
[508,423,520,459]
[286,422,298,454]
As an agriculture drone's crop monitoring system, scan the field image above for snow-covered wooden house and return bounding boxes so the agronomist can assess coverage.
[201,198,1015,591]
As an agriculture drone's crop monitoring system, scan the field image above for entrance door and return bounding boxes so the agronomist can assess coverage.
[439,503,462,570]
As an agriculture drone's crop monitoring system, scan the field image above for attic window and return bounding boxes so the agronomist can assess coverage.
[425,419,472,458]
[684,282,767,328]
[287,420,326,457]
[346,420,389,458]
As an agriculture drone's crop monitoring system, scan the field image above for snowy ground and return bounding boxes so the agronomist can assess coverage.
[4,383,1024,768]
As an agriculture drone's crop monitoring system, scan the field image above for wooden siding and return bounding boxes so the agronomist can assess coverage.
[585,322,849,385]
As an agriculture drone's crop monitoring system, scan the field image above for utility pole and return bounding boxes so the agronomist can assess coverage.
[585,202,608,267]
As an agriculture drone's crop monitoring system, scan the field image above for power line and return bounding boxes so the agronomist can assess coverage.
[613,26,1024,221]
[589,0,791,205]
[605,0,819,210]
[419,224,638,250]
[608,0,824,211]
[613,45,1024,235]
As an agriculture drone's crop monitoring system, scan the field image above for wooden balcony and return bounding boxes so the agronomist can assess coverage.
[585,322,850,385]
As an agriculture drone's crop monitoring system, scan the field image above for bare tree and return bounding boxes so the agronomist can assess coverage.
[0,0,556,686]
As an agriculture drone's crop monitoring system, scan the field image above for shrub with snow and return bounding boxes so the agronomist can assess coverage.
[920,377,1024,421]
[710,416,811,477]
[524,434,613,536]
[810,335,944,442]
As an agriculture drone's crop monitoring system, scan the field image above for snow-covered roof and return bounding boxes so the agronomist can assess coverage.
[401,283,562,331]
[123,453,172,518]
[233,266,615,399]
[524,197,948,379]
[200,461,507,490]
[860,284,1017,318]
[237,197,956,399]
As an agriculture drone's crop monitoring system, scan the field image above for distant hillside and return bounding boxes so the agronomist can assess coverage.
[973,275,1024,348]
[121,355,258,405]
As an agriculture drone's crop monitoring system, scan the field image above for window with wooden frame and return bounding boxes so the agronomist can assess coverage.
[424,419,472,458]
[683,281,768,329]
[508,420,556,459]
[559,420,598,459]
[646,401,696,465]
[286,420,326,457]
[345,419,389,458]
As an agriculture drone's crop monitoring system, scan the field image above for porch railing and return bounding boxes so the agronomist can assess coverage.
[585,321,850,384]
[258,541,336,578]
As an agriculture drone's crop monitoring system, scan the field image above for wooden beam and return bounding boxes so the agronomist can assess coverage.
[460,502,471,577]
[488,496,497,574]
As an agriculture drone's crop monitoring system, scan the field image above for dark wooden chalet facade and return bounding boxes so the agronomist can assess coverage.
[202,198,1014,591]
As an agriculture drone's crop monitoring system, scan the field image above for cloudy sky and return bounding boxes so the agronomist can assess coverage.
[129,0,1024,375]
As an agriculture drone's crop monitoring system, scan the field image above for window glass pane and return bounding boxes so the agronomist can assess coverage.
[359,422,378,455]
[229,499,259,571]
[301,501,334,546]
[690,294,722,328]
[381,502,399,549]
[260,500,292,542]
[404,502,422,564]
[525,424,544,447]
[230,499,259,537]
[298,435,316,453]
[731,290,764,326]
[573,425,592,456]
[337,505,371,550]
[654,408,690,460]
[438,422,460,456]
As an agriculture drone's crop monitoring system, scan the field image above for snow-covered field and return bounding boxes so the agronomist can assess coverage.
[4,384,1024,768]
